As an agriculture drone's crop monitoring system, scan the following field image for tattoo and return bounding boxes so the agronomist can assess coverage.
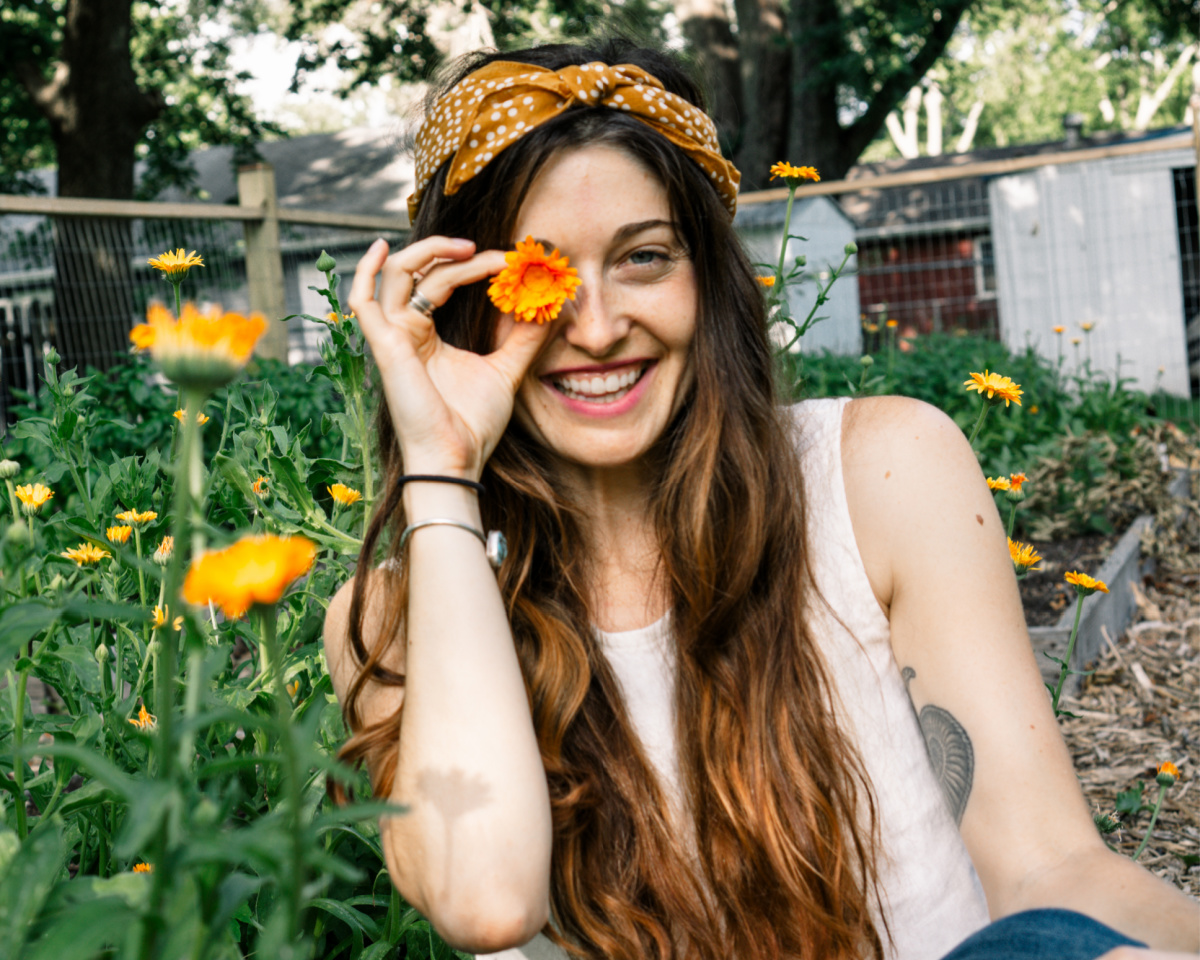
[902,667,974,825]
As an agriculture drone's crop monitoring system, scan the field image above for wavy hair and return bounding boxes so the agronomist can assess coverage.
[336,37,885,960]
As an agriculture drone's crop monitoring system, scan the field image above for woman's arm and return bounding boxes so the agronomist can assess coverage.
[840,396,1198,951]
[321,237,556,953]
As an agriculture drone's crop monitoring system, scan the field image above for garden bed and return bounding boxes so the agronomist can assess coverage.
[1019,533,1120,627]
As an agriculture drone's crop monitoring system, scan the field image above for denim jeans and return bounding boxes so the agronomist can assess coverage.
[940,908,1147,960]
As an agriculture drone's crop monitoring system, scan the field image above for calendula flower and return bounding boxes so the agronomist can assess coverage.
[128,704,157,731]
[129,302,267,390]
[0,459,19,480]
[1064,570,1108,596]
[1008,472,1028,493]
[1071,337,1082,345]
[756,276,776,287]
[172,408,210,425]
[769,162,821,184]
[487,236,582,324]
[252,476,269,497]
[1008,538,1043,574]
[865,323,880,334]
[14,482,53,515]
[325,311,356,322]
[886,319,898,328]
[147,248,204,282]
[152,536,173,565]
[1053,326,1065,334]
[1029,405,1039,415]
[183,534,317,618]
[287,679,301,698]
[151,605,183,631]
[328,482,362,506]
[106,525,132,545]
[116,509,157,529]
[61,542,110,566]
[964,370,1023,407]
[986,476,1011,492]
[1080,322,1095,332]
[132,862,154,873]
[1156,761,1180,786]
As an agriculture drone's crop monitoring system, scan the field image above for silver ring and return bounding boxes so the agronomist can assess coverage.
[408,289,436,318]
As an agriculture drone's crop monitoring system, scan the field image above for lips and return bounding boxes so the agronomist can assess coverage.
[550,362,649,403]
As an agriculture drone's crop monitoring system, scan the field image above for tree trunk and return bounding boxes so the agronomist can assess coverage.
[677,0,744,154]
[732,0,791,191]
[13,0,162,374]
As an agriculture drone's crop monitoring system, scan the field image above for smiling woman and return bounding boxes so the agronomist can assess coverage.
[321,37,1198,960]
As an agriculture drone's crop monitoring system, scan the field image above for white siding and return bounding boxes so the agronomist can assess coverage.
[990,148,1191,396]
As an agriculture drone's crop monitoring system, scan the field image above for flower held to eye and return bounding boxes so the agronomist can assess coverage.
[487,236,582,324]
[183,534,317,618]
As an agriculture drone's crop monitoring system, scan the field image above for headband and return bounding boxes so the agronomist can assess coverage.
[408,60,741,221]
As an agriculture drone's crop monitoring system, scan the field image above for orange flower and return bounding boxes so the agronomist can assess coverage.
[769,162,821,184]
[252,475,269,497]
[106,525,132,545]
[1080,322,1095,332]
[173,408,210,425]
[14,482,53,515]
[183,534,317,618]
[1156,761,1180,786]
[116,509,157,528]
[152,536,174,565]
[1053,326,1065,334]
[487,236,582,324]
[1064,570,1108,596]
[151,604,183,631]
[146,248,203,282]
[864,323,880,334]
[61,542,110,566]
[328,482,362,506]
[986,476,1011,492]
[886,319,898,328]
[128,704,157,731]
[964,370,1023,407]
[132,862,154,873]
[756,275,776,287]
[1008,472,1028,493]
[1008,538,1043,574]
[129,302,266,390]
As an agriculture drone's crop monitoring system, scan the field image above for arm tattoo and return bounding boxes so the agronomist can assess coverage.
[902,667,974,825]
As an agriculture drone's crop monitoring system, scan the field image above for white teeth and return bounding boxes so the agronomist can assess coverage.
[554,365,646,402]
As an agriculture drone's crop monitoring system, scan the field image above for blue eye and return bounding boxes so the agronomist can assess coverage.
[629,249,666,265]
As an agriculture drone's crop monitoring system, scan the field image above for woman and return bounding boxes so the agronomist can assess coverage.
[323,39,1197,960]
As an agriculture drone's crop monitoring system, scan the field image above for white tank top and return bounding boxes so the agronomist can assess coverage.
[481,398,991,960]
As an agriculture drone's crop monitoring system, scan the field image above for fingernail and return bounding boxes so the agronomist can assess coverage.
[452,238,474,247]
[370,238,386,252]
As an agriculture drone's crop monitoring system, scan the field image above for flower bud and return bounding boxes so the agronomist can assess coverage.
[0,459,19,480]
[793,255,807,268]
[860,355,874,367]
[844,241,858,256]
[95,643,110,664]
[1156,761,1179,787]
[1004,488,1026,504]
[4,523,31,547]
[45,347,60,366]
[1093,811,1120,834]
[48,574,65,592]
[315,250,337,273]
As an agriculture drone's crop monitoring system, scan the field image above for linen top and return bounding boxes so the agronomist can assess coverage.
[480,397,992,960]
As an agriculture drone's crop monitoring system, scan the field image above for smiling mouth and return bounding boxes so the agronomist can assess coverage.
[550,362,650,404]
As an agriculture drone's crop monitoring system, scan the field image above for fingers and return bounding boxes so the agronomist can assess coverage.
[487,315,557,392]
[379,237,478,318]
[409,250,510,309]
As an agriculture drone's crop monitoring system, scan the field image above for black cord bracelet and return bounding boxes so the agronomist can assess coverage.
[396,474,485,496]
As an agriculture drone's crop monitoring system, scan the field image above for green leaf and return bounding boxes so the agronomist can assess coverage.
[0,821,64,959]
[214,452,257,503]
[1116,784,1146,817]
[0,601,62,658]
[268,453,317,519]
[24,895,137,960]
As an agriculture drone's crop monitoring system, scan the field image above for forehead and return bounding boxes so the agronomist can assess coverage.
[513,144,672,241]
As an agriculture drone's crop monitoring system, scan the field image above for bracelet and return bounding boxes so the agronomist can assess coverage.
[399,518,508,570]
[397,474,485,496]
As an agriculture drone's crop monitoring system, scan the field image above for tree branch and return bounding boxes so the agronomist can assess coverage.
[12,59,70,129]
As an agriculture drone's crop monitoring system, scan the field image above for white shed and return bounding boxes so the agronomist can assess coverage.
[989,142,1194,396]
[736,196,861,355]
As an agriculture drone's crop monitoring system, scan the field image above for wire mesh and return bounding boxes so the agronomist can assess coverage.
[1172,167,1199,398]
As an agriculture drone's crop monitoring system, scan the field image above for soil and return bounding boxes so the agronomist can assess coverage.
[1018,532,1120,626]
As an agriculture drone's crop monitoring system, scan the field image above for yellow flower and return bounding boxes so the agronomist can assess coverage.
[1053,326,1065,334]
[886,319,898,328]
[146,248,204,282]
[116,509,157,529]
[132,862,154,873]
[1071,337,1082,345]
[152,536,174,566]
[1080,322,1095,332]
[964,370,1023,407]
[252,476,269,497]
[1029,405,1039,415]
[986,476,1011,491]
[106,525,133,545]
[1008,538,1043,574]
[1064,570,1108,596]
[756,275,776,287]
[128,704,157,731]
[172,408,210,425]
[129,302,267,390]
[487,236,582,324]
[1008,472,1028,493]
[151,605,183,631]
[865,323,880,334]
[328,482,362,506]
[61,542,110,566]
[1156,761,1180,786]
[287,680,300,698]
[183,534,317,618]
[14,482,53,515]
[769,162,821,184]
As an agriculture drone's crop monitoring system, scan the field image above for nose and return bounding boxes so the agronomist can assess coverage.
[559,281,630,357]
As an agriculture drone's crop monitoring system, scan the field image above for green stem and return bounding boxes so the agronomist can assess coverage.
[258,605,305,942]
[10,640,30,839]
[1132,783,1169,861]
[177,648,204,771]
[1007,501,1018,539]
[5,479,19,525]
[171,279,182,319]
[966,403,991,447]
[1051,590,1086,715]
[776,185,797,284]
[133,527,148,608]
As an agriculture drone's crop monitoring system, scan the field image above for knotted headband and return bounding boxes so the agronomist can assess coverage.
[408,60,741,221]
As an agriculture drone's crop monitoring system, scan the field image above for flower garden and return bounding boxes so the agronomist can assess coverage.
[0,175,1196,956]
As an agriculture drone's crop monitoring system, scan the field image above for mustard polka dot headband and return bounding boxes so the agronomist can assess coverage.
[408,60,741,221]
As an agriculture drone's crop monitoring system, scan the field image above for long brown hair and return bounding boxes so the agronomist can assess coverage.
[338,38,885,960]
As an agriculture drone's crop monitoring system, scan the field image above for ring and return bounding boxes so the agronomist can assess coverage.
[408,289,436,318]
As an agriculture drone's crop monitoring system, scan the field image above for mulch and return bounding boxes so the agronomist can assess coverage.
[1056,497,1199,896]
[1018,532,1119,626]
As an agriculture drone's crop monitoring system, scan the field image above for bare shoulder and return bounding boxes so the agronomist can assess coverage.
[323,568,407,729]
